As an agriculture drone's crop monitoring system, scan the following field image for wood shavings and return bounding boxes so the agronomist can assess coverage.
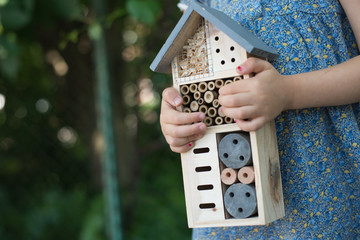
[178,20,209,78]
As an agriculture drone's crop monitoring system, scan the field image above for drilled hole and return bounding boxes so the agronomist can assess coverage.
[193,147,210,154]
[238,208,243,212]
[243,173,248,178]
[231,58,236,62]
[215,36,219,41]
[221,60,225,65]
[239,155,244,161]
[245,192,251,197]
[233,139,238,144]
[230,46,235,51]
[199,203,216,209]
[229,192,234,198]
[197,184,214,191]
[223,153,229,158]
[216,48,220,53]
[195,166,212,172]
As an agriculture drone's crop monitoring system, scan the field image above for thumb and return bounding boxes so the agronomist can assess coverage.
[162,87,183,107]
[236,57,271,75]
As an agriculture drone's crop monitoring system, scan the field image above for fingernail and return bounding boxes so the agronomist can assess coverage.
[199,112,205,120]
[174,97,182,106]
[234,119,237,123]
[188,143,193,147]
[220,107,223,112]
[237,66,243,71]
[199,124,206,131]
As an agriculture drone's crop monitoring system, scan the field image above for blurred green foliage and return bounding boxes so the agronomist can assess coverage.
[0,0,191,239]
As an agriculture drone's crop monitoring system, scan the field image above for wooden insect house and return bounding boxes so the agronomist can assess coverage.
[150,2,285,228]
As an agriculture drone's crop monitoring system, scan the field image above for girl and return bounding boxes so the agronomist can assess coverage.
[160,0,360,239]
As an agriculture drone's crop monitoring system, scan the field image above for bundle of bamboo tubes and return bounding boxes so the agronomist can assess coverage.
[180,76,244,126]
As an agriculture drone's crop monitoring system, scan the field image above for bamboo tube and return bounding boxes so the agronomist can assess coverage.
[218,107,225,117]
[180,85,189,95]
[183,107,191,113]
[207,81,215,90]
[208,107,217,118]
[193,91,201,100]
[198,98,204,105]
[198,82,208,93]
[215,116,223,125]
[225,79,233,85]
[238,166,255,184]
[224,116,233,124]
[189,83,198,93]
[199,105,208,114]
[182,95,191,105]
[204,91,218,103]
[233,76,242,81]
[190,101,199,112]
[213,99,220,108]
[215,79,224,88]
[204,117,213,126]
[221,168,238,185]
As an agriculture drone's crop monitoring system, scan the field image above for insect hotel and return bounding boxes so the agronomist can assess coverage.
[150,2,285,228]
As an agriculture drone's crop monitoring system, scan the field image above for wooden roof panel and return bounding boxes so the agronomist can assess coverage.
[150,1,278,74]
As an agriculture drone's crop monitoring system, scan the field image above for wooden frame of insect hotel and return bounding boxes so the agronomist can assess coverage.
[150,2,285,228]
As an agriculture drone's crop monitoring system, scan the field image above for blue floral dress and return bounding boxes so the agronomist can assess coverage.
[180,0,360,239]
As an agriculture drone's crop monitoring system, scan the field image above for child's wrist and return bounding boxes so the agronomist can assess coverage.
[282,75,296,111]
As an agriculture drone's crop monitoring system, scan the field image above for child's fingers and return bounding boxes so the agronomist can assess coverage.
[219,80,249,95]
[162,121,206,139]
[236,57,272,75]
[218,92,253,107]
[165,133,204,153]
[162,87,183,107]
[221,106,258,121]
[235,117,266,132]
[169,141,196,153]
[161,110,205,125]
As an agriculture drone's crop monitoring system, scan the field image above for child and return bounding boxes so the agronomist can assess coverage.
[160,0,360,239]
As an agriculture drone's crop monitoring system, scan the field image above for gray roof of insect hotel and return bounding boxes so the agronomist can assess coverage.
[150,1,278,74]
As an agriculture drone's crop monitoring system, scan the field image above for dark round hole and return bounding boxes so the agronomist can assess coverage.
[245,192,251,197]
[231,58,236,62]
[230,46,235,51]
[216,49,220,53]
[221,60,225,65]
[229,192,234,198]
[233,139,238,144]
[239,155,244,161]
[215,36,219,41]
[238,208,243,212]
[243,173,248,178]
[223,153,229,158]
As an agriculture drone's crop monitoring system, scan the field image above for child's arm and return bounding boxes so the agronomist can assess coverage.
[340,0,360,46]
[218,0,360,132]
[160,87,207,153]
[219,56,360,131]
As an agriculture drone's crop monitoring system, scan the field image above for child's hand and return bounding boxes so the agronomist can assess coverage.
[160,87,207,153]
[218,58,290,132]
